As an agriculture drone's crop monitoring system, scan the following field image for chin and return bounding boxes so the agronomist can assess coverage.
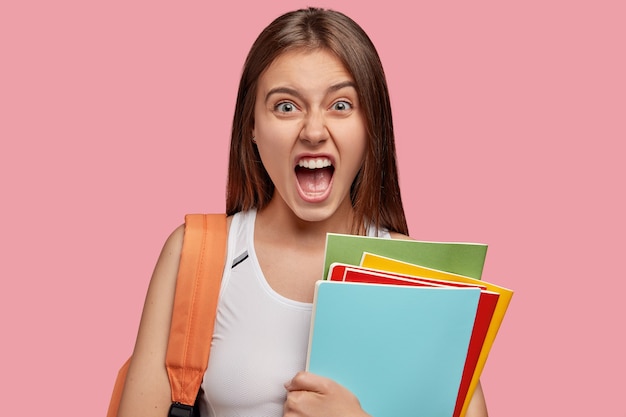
[290,201,347,225]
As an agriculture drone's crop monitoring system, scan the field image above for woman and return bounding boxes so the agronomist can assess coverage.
[117,7,488,417]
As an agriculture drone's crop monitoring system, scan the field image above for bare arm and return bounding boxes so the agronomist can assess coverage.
[116,225,185,417]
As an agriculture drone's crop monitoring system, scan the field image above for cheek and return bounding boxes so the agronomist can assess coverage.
[255,118,301,159]
[255,135,288,179]
[253,119,276,158]
[255,141,276,169]
[336,125,368,166]
[349,138,368,177]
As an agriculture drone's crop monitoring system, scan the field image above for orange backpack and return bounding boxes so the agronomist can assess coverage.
[107,214,227,417]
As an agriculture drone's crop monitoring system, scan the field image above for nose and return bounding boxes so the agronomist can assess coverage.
[299,110,328,145]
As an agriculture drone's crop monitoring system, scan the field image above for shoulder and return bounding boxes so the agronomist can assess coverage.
[162,223,186,258]
[163,214,233,261]
[143,223,187,311]
[389,231,413,240]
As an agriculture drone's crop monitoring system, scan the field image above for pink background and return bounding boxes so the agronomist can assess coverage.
[1,1,624,415]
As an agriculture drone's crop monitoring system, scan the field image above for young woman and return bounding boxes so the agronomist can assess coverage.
[117,8,488,417]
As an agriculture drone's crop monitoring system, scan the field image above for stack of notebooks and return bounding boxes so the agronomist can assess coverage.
[305,233,513,417]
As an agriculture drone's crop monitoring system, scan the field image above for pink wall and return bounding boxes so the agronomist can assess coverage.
[2,1,624,415]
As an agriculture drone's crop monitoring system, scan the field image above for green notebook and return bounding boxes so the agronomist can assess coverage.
[323,233,488,281]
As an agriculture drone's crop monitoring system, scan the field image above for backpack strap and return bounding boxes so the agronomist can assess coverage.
[166,213,227,417]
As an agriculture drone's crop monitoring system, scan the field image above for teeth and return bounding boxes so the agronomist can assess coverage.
[298,158,332,169]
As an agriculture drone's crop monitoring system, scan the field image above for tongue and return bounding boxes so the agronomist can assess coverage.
[296,167,332,194]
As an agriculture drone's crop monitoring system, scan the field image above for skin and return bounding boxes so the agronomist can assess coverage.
[253,48,368,227]
[117,48,488,417]
[252,48,368,303]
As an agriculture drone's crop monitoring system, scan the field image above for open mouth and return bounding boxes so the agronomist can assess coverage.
[295,157,335,196]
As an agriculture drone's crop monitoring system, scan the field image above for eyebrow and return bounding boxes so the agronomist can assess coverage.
[264,81,357,104]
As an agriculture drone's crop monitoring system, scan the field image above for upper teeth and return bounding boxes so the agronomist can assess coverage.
[298,158,332,169]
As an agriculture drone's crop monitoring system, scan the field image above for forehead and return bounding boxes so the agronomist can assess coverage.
[257,48,355,93]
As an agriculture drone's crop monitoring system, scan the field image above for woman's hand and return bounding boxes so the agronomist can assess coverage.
[283,371,371,417]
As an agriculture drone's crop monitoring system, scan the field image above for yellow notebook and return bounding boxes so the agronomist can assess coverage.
[360,252,514,417]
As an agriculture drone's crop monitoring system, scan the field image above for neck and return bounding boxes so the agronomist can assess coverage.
[256,197,359,247]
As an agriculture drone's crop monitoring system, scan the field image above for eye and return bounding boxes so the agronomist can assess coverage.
[275,101,297,113]
[330,101,352,111]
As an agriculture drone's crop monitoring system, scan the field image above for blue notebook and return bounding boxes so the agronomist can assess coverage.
[306,280,480,417]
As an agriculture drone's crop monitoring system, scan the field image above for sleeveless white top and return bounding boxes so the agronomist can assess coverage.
[197,210,390,417]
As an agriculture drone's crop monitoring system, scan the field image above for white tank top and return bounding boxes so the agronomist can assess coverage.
[197,210,390,417]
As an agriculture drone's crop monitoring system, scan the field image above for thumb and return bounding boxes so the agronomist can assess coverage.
[284,371,324,393]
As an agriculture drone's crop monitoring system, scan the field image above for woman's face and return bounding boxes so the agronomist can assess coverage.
[253,48,367,223]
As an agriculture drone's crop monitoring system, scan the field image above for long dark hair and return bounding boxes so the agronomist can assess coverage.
[226,7,408,235]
